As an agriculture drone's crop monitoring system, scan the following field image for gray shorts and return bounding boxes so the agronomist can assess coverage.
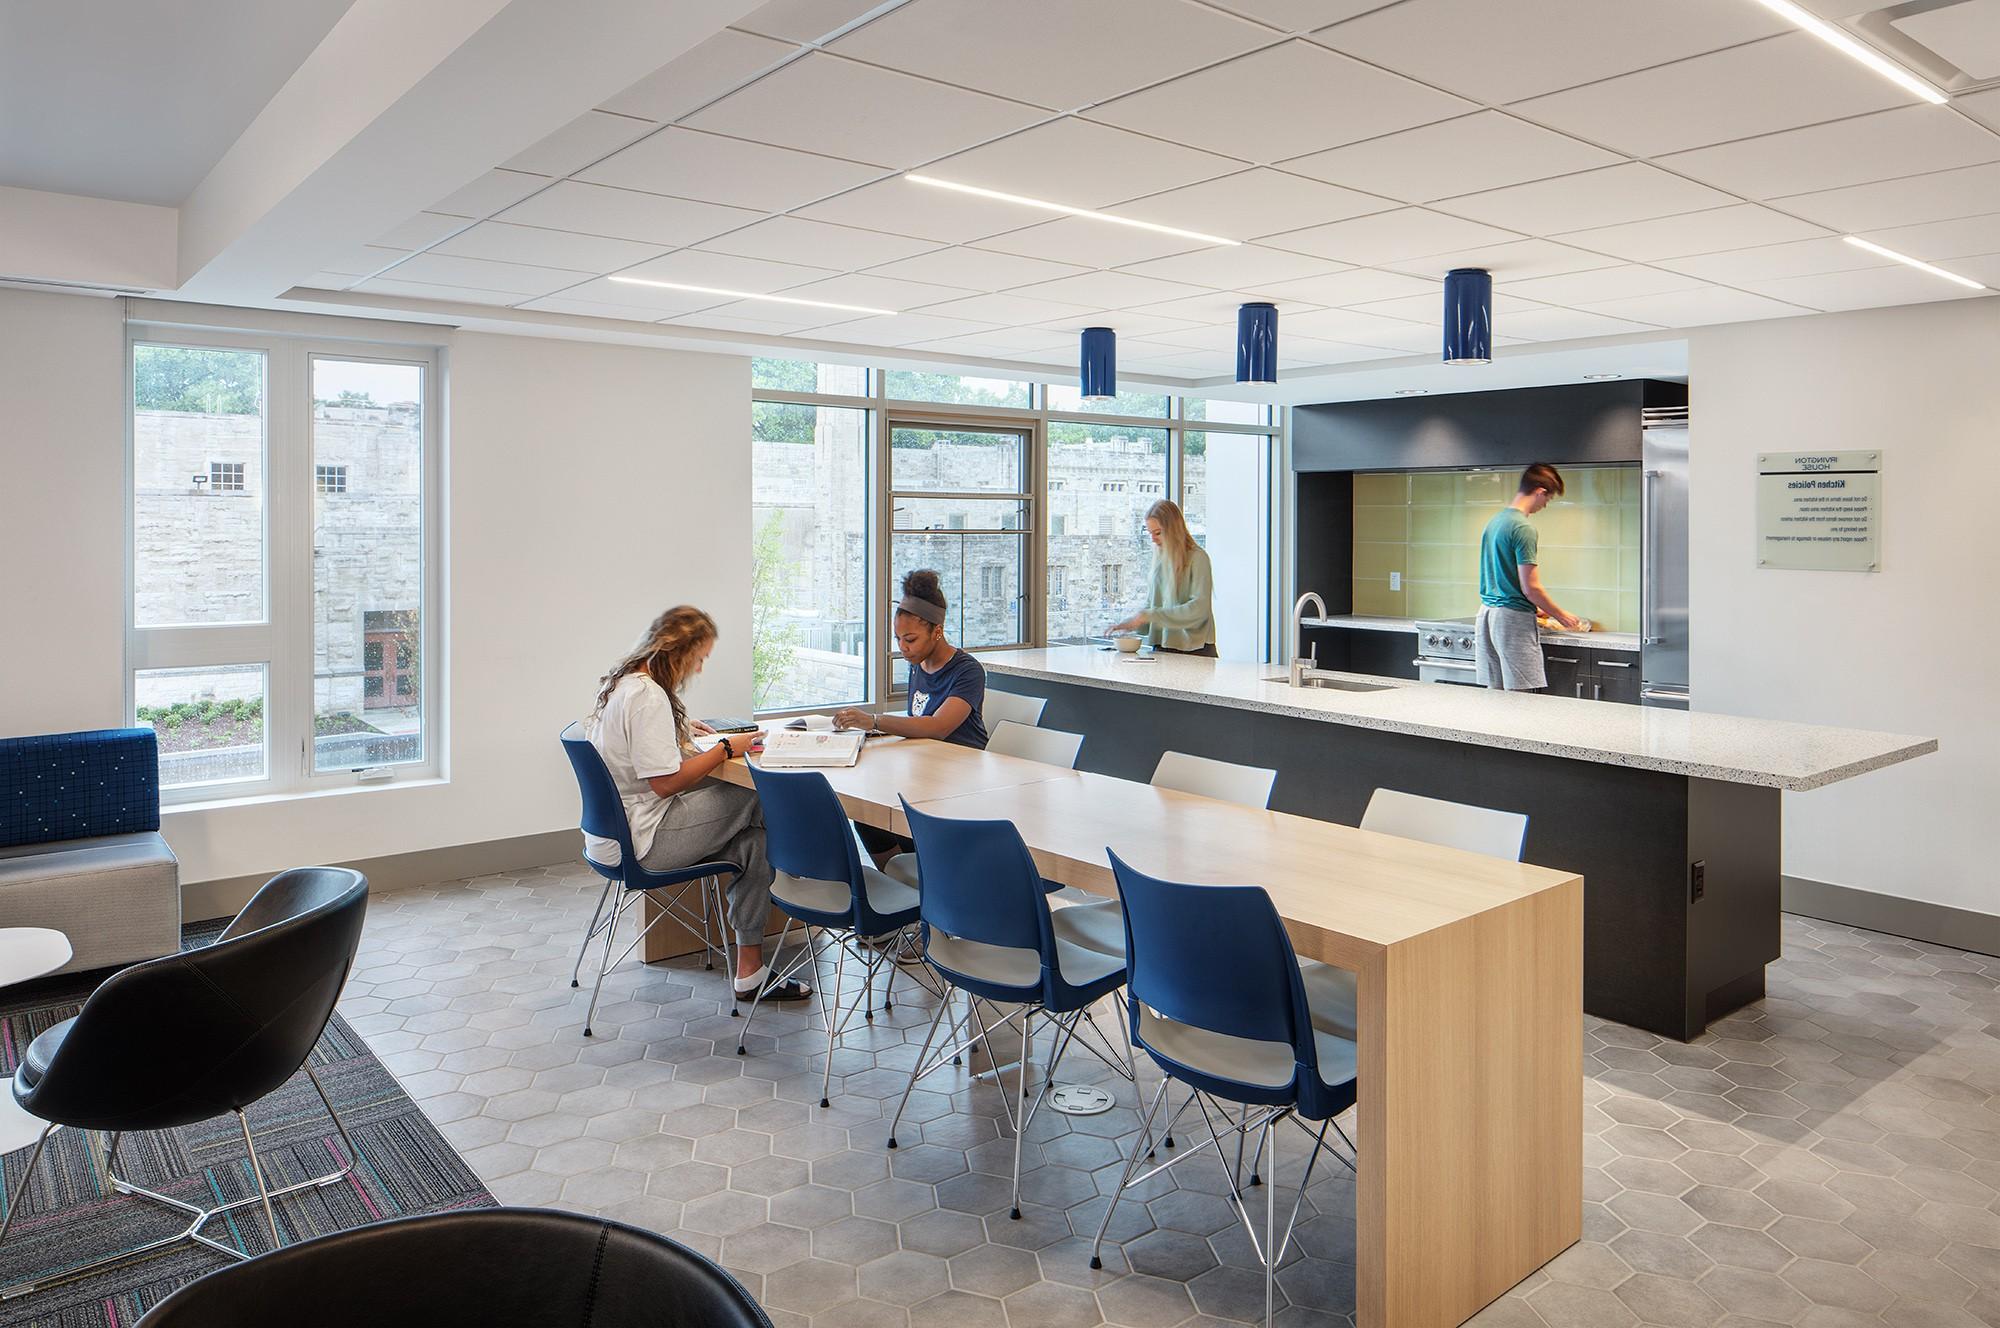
[1474,606,1545,691]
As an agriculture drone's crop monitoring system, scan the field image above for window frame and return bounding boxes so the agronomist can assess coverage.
[749,370,1280,717]
[126,327,442,803]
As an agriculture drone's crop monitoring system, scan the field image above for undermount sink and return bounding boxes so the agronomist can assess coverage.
[1263,673,1394,693]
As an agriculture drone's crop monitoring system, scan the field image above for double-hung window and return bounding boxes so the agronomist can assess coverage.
[128,330,440,798]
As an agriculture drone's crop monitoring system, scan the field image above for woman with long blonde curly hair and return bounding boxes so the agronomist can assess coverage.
[585,606,809,1002]
[1108,499,1216,657]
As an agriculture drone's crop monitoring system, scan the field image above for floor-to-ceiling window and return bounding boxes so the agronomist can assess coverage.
[748,361,1278,714]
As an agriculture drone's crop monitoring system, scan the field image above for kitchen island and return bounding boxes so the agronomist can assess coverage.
[984,647,1936,1038]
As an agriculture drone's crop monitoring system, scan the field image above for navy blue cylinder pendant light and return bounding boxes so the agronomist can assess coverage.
[1080,326,1116,402]
[1235,302,1278,383]
[1442,268,1493,365]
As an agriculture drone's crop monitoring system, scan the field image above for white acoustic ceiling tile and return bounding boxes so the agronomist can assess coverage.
[924,119,1242,211]
[775,272,979,310]
[1252,268,1431,306]
[797,176,1036,243]
[1263,208,1519,265]
[1314,0,1786,104]
[1117,244,1341,290]
[1030,309,1208,338]
[1017,269,1216,309]
[683,53,1044,169]
[735,0,882,42]
[1962,87,2000,134]
[920,327,1075,354]
[302,272,360,290]
[1279,111,1619,203]
[382,252,588,295]
[1659,237,1893,285]
[1273,335,1410,364]
[514,296,694,321]
[1509,33,1909,159]
[617,249,839,294]
[862,245,1089,290]
[1437,163,1736,235]
[322,244,409,277]
[1554,204,1832,262]
[580,128,882,212]
[1141,321,1245,349]
[543,278,733,315]
[806,312,1000,345]
[1580,287,1817,326]
[830,0,1273,110]
[351,279,524,307]
[972,217,1210,267]
[430,169,550,219]
[1137,292,1325,326]
[671,303,836,333]
[599,28,798,123]
[677,312,832,336]
[1862,212,2000,262]
[1504,264,1704,305]
[497,181,762,247]
[1738,265,1987,313]
[1349,291,1545,323]
[503,110,656,177]
[1111,168,1393,239]
[1773,162,2000,233]
[1086,40,1473,164]
[432,221,665,273]
[1205,0,1399,30]
[1281,307,1436,349]
[1936,252,2000,286]
[372,213,469,252]
[1377,238,1621,282]
[699,215,939,268]
[1495,307,1664,340]
[1658,106,2000,200]
[913,292,1095,325]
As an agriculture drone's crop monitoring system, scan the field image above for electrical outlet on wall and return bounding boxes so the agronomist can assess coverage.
[1390,571,1402,590]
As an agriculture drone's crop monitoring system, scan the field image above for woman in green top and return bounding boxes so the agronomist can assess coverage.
[1108,499,1217,657]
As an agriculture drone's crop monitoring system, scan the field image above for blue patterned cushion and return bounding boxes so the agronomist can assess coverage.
[0,729,161,849]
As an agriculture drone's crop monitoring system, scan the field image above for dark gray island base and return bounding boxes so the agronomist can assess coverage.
[986,649,1936,1041]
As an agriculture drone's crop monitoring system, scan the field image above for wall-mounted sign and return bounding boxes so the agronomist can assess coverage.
[1756,451,1880,572]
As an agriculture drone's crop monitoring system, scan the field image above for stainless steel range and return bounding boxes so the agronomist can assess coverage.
[1413,616,1480,687]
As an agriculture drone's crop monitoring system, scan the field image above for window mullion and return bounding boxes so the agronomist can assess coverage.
[268,343,309,788]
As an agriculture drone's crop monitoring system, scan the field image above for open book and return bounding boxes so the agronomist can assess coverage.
[758,727,864,768]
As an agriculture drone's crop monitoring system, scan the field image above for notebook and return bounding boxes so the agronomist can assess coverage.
[758,728,865,768]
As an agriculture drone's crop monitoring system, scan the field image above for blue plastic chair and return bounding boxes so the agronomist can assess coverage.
[559,723,741,1037]
[742,765,930,1108]
[889,799,1133,1221]
[1091,852,1360,1328]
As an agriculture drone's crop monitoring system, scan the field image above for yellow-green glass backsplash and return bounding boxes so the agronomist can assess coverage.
[1352,465,1641,632]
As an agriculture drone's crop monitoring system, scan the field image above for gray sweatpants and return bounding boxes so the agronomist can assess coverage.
[1474,605,1546,691]
[640,781,774,945]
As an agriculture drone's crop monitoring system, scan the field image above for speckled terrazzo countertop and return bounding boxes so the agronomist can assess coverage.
[986,647,1935,792]
[1303,614,1642,652]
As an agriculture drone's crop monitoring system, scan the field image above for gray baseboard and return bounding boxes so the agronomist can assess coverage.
[184,828,580,923]
[1783,875,2000,959]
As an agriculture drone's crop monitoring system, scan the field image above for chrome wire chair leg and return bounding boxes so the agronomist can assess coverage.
[235,1110,280,1250]
[570,877,617,988]
[0,1123,54,1245]
[736,915,799,1052]
[1010,1009,1032,1220]
[1262,1116,1278,1328]
[103,1130,122,1177]
[887,990,955,1149]
[582,891,628,1036]
[1091,1077,1170,1269]
[819,940,848,1109]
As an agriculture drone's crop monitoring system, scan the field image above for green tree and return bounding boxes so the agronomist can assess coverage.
[750,512,802,710]
[133,346,262,414]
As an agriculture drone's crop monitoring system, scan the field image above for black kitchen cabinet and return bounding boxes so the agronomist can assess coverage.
[1590,651,1642,704]
[1542,649,1589,700]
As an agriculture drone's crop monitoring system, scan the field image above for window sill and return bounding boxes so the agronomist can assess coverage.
[163,775,447,816]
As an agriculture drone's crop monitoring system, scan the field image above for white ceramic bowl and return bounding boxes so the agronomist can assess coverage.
[1115,634,1143,654]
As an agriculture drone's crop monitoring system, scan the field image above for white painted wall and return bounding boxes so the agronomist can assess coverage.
[1689,296,1998,916]
[0,291,128,734]
[0,288,751,891]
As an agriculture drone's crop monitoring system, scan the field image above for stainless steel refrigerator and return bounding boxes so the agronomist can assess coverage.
[1640,406,1690,709]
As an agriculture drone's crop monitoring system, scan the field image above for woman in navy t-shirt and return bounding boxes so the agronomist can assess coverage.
[835,569,986,864]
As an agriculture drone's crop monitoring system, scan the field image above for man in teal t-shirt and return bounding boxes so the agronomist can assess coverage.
[1475,463,1582,691]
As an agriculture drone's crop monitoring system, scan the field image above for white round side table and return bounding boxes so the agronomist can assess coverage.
[0,928,74,1153]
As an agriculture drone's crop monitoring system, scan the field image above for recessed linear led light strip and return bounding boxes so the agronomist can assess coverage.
[1746,0,1946,104]
[904,174,1240,246]
[607,276,898,316]
[1843,235,1988,290]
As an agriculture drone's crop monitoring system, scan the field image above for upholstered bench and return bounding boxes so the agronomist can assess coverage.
[0,729,181,974]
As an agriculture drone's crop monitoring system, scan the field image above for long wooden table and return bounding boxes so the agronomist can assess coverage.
[694,738,1582,1328]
